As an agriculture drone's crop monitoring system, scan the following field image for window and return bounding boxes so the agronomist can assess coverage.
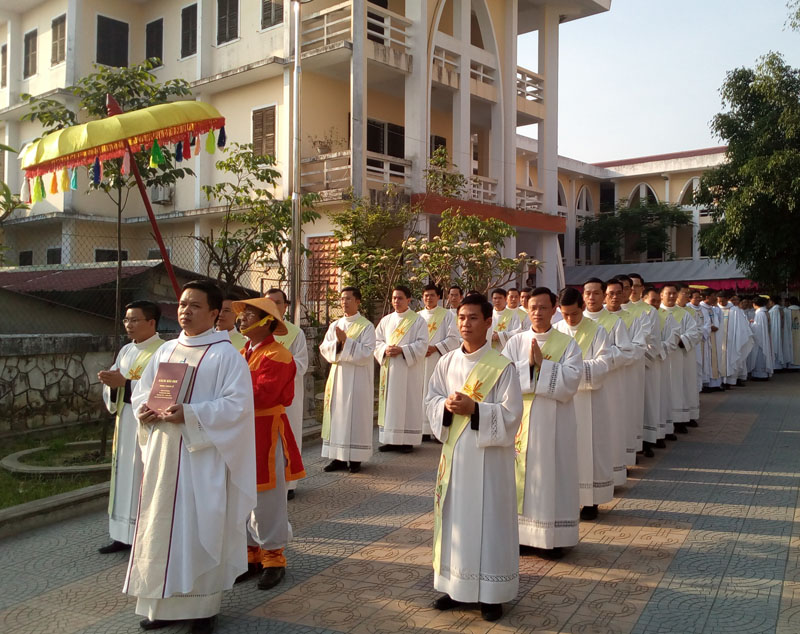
[51,15,66,65]
[599,182,615,213]
[1,45,6,87]
[181,5,198,58]
[217,0,238,45]
[23,30,37,79]
[19,250,33,266]
[46,247,62,265]
[252,106,276,158]
[261,1,283,29]
[145,19,163,64]
[430,135,446,155]
[366,119,404,158]
[96,16,128,67]
[95,249,128,263]
[307,236,338,302]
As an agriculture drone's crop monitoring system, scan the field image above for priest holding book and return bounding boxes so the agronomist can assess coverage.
[127,280,256,634]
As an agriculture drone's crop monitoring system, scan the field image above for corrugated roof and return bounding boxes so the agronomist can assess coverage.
[565,259,748,286]
[0,266,151,292]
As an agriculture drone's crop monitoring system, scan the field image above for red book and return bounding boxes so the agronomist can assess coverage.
[146,362,195,415]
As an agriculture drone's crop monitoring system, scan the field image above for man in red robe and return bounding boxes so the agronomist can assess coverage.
[233,297,306,590]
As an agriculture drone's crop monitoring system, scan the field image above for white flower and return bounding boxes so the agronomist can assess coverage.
[420,254,431,262]
[518,251,528,258]
[483,241,492,247]
[484,248,495,256]
[409,276,418,282]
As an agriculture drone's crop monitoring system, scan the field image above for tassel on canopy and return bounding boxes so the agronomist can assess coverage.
[20,178,30,204]
[59,169,70,192]
[149,139,165,168]
[217,126,226,148]
[205,131,216,154]
[183,134,192,160]
[121,151,131,175]
[50,173,59,194]
[32,176,45,202]
[92,157,101,184]
[70,168,78,190]
[175,141,183,163]
[194,135,201,156]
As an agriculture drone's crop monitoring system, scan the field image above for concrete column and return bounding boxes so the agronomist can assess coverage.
[65,0,78,86]
[536,233,560,290]
[566,179,576,266]
[3,120,19,195]
[193,96,212,209]
[193,217,211,272]
[350,1,367,197]
[501,0,518,209]
[663,176,672,260]
[404,0,428,194]
[6,13,21,105]
[61,217,76,264]
[279,66,292,200]
[451,0,471,181]
[197,0,213,81]
[536,6,558,216]
[692,208,701,261]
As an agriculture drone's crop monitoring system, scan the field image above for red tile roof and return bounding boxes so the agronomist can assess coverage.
[593,146,727,168]
[0,266,151,293]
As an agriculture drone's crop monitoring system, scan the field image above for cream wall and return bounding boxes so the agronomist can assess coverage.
[300,72,349,157]
[17,0,69,99]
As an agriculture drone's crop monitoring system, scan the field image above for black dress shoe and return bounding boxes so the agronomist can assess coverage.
[687,419,699,428]
[258,566,286,590]
[287,489,295,500]
[432,594,462,610]
[191,616,217,634]
[655,439,667,449]
[140,619,172,631]
[349,461,361,473]
[642,442,655,457]
[378,444,398,452]
[480,603,503,622]
[400,445,413,454]
[422,434,432,442]
[98,540,130,554]
[665,433,677,441]
[580,505,599,521]
[323,459,348,472]
[235,562,262,584]
[674,423,688,434]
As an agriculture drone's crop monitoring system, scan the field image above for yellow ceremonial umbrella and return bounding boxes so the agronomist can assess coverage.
[19,97,226,298]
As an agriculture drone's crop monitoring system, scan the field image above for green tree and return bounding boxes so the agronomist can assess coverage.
[788,0,800,30]
[579,200,692,264]
[198,143,319,293]
[696,52,800,288]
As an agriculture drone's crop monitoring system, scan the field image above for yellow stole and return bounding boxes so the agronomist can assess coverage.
[275,320,301,350]
[596,309,620,333]
[432,348,510,574]
[514,329,572,514]
[614,309,635,330]
[425,306,448,342]
[573,317,599,357]
[377,310,419,427]
[321,315,371,440]
[109,337,164,514]
[492,308,515,351]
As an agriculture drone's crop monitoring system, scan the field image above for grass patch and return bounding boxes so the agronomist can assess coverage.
[0,420,112,510]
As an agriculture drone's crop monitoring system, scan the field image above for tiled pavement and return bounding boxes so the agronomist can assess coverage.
[2,372,799,634]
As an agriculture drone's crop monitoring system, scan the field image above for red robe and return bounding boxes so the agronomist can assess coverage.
[243,336,306,491]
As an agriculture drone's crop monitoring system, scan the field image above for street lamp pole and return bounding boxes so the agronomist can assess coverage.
[290,0,303,325]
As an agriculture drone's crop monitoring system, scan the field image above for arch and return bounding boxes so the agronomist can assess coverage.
[469,0,498,56]
[678,177,700,206]
[557,180,567,208]
[576,185,593,213]
[627,183,658,207]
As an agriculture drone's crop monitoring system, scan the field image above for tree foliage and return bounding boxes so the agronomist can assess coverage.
[696,52,800,288]
[198,143,319,293]
[579,201,692,264]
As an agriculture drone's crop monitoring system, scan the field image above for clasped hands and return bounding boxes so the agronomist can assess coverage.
[384,345,403,358]
[445,391,476,416]
[529,339,543,367]
[138,403,185,425]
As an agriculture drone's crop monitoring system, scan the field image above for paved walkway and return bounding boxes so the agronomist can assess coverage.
[2,372,799,634]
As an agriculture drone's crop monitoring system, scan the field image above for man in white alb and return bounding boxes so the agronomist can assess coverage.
[217,295,247,351]
[749,296,774,380]
[446,285,464,319]
[375,285,428,452]
[127,280,255,634]
[267,288,308,500]
[98,301,164,554]
[319,287,376,473]
[503,287,582,556]
[426,293,522,622]
[419,284,460,439]
[507,287,531,331]
[489,288,522,350]
[716,290,754,387]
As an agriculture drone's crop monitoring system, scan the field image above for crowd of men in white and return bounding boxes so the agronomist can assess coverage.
[96,275,800,632]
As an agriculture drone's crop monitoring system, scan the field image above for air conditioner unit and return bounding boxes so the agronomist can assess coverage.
[149,184,173,205]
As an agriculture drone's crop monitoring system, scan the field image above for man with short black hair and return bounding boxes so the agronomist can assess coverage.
[98,300,164,554]
[267,288,308,500]
[375,285,428,452]
[700,289,723,391]
[503,287,582,555]
[319,287,376,473]
[446,285,464,318]
[127,280,256,634]
[426,293,522,622]
[489,288,521,351]
[507,287,531,331]
[716,290,754,388]
[217,294,247,351]
[749,296,774,380]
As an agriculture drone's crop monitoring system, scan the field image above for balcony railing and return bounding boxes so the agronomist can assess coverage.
[469,175,498,204]
[432,46,460,89]
[470,61,495,86]
[301,150,411,198]
[516,66,544,103]
[515,185,543,212]
[301,1,411,57]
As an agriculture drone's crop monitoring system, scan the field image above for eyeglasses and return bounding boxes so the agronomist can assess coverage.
[122,318,145,325]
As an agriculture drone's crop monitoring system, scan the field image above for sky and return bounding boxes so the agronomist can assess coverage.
[516,0,800,164]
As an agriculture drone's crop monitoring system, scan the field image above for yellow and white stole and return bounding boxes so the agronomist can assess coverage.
[377,310,419,428]
[432,348,510,574]
[573,316,600,357]
[275,320,301,350]
[126,341,210,598]
[425,306,448,343]
[108,337,164,514]
[321,315,371,441]
[492,308,515,351]
[514,329,572,514]
[719,305,730,371]
[596,309,620,334]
